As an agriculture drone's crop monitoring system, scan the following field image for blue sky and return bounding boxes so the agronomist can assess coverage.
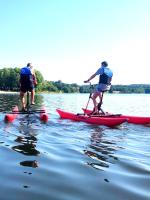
[0,0,150,85]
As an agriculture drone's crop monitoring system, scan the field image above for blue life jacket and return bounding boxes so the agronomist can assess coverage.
[20,67,32,75]
[99,67,113,84]
[20,67,33,86]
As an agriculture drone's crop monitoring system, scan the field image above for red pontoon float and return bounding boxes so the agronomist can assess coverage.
[56,109,127,127]
[83,108,150,125]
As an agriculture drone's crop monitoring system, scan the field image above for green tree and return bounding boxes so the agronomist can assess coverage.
[34,70,44,91]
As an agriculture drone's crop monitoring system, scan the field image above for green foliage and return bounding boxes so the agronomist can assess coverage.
[0,67,149,93]
[111,84,148,93]
[34,70,44,92]
[0,67,44,91]
[0,68,20,91]
[39,81,59,92]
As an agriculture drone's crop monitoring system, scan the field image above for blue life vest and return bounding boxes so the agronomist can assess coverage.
[20,67,32,75]
[20,67,34,87]
[99,67,113,84]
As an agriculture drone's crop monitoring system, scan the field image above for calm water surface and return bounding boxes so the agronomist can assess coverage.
[0,93,149,200]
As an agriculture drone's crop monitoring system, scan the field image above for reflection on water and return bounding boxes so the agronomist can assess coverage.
[0,93,150,200]
[0,93,20,111]
[0,93,45,112]
[0,93,45,170]
[20,160,38,168]
[12,119,40,168]
[84,127,121,170]
[12,136,40,156]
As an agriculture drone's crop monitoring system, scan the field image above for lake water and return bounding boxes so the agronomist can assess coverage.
[0,93,150,200]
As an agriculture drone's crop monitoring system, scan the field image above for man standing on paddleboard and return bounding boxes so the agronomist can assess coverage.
[84,61,113,114]
[20,63,37,111]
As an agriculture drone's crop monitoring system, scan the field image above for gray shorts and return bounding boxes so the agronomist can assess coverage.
[95,83,111,92]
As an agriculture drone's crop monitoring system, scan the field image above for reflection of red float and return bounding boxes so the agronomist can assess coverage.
[83,108,150,125]
[56,109,127,127]
[4,106,19,122]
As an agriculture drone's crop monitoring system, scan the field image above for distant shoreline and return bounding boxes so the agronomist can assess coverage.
[0,90,150,95]
[0,91,19,94]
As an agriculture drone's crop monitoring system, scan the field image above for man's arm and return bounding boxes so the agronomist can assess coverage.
[84,73,97,83]
[32,69,37,86]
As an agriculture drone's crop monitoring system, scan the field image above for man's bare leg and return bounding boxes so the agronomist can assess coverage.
[31,90,35,104]
[92,92,100,113]
[20,91,26,110]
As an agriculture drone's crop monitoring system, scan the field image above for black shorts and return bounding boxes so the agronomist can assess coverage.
[20,75,34,93]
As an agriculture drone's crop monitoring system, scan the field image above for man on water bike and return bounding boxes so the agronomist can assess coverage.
[20,63,37,111]
[84,61,113,114]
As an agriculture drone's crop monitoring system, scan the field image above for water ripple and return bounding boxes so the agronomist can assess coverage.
[0,93,150,200]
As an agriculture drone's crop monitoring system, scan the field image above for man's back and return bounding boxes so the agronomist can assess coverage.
[20,65,34,92]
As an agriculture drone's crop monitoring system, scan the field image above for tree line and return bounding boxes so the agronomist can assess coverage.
[0,67,150,93]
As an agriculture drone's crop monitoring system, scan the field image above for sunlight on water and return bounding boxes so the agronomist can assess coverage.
[0,93,149,200]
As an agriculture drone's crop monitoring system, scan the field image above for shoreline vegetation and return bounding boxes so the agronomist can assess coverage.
[0,67,150,94]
